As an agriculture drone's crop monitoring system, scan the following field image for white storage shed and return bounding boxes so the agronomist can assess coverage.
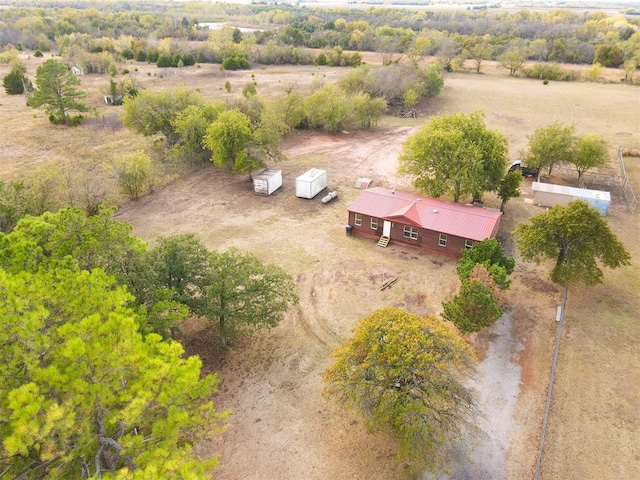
[532,182,611,216]
[253,168,282,196]
[296,168,327,199]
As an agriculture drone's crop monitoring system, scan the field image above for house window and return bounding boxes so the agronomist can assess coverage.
[464,239,474,250]
[370,218,378,230]
[438,234,447,247]
[354,214,362,226]
[403,226,418,240]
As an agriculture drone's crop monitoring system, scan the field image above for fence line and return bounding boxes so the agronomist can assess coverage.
[618,145,638,214]
[550,146,637,214]
[534,283,569,480]
[533,146,637,477]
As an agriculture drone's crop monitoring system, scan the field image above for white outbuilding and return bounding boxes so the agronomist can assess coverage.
[296,168,328,199]
[253,168,282,196]
[532,182,611,216]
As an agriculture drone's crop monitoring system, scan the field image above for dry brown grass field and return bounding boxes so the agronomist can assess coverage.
[1,52,638,479]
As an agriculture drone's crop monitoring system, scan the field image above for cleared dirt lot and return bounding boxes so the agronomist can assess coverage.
[2,56,639,479]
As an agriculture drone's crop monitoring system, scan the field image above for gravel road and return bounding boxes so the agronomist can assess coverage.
[426,309,524,480]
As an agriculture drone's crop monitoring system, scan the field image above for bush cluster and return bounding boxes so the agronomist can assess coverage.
[221,54,251,70]
[522,63,580,81]
[156,52,196,68]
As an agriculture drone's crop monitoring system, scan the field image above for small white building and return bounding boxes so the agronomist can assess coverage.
[70,64,85,75]
[532,182,611,216]
[253,168,282,196]
[296,168,327,199]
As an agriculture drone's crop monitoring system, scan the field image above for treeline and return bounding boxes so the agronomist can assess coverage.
[1,2,638,73]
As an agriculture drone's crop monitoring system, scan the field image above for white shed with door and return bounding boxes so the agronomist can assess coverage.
[532,182,611,215]
[296,168,327,199]
[253,168,282,196]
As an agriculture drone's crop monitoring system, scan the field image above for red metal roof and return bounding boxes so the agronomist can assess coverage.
[347,187,502,241]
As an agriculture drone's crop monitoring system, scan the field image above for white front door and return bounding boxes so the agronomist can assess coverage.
[383,221,391,237]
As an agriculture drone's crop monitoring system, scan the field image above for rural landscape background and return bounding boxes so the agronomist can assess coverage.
[1,0,639,479]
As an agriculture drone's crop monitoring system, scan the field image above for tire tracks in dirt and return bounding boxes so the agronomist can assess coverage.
[292,281,343,356]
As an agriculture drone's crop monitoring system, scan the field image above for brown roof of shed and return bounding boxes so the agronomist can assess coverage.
[347,187,502,241]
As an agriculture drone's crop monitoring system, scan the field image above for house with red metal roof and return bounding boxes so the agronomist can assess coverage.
[346,187,503,258]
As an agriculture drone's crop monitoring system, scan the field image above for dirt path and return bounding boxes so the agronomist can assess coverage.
[426,309,524,480]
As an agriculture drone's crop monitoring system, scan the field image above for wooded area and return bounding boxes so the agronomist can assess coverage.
[1,0,639,79]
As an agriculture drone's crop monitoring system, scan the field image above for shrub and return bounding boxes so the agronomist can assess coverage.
[146,48,159,63]
[221,54,250,71]
[116,150,152,200]
[0,48,18,64]
[585,62,603,82]
[182,53,196,66]
[34,49,43,58]
[3,65,30,95]
[442,279,503,333]
[242,82,257,97]
[522,63,579,82]
[69,115,85,126]
[523,62,565,81]
[156,54,173,68]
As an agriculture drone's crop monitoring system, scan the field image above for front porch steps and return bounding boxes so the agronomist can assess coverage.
[377,236,390,248]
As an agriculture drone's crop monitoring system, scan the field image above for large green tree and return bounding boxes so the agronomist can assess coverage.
[499,47,527,76]
[122,235,298,344]
[570,133,609,187]
[203,109,257,173]
[524,122,576,176]
[497,170,523,213]
[304,84,351,133]
[201,248,299,344]
[351,91,387,129]
[399,111,508,203]
[1,210,194,340]
[323,307,477,473]
[122,88,203,146]
[0,207,145,278]
[442,279,504,333]
[170,103,225,163]
[0,265,226,479]
[27,59,88,125]
[3,62,30,95]
[128,233,210,312]
[513,200,631,285]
